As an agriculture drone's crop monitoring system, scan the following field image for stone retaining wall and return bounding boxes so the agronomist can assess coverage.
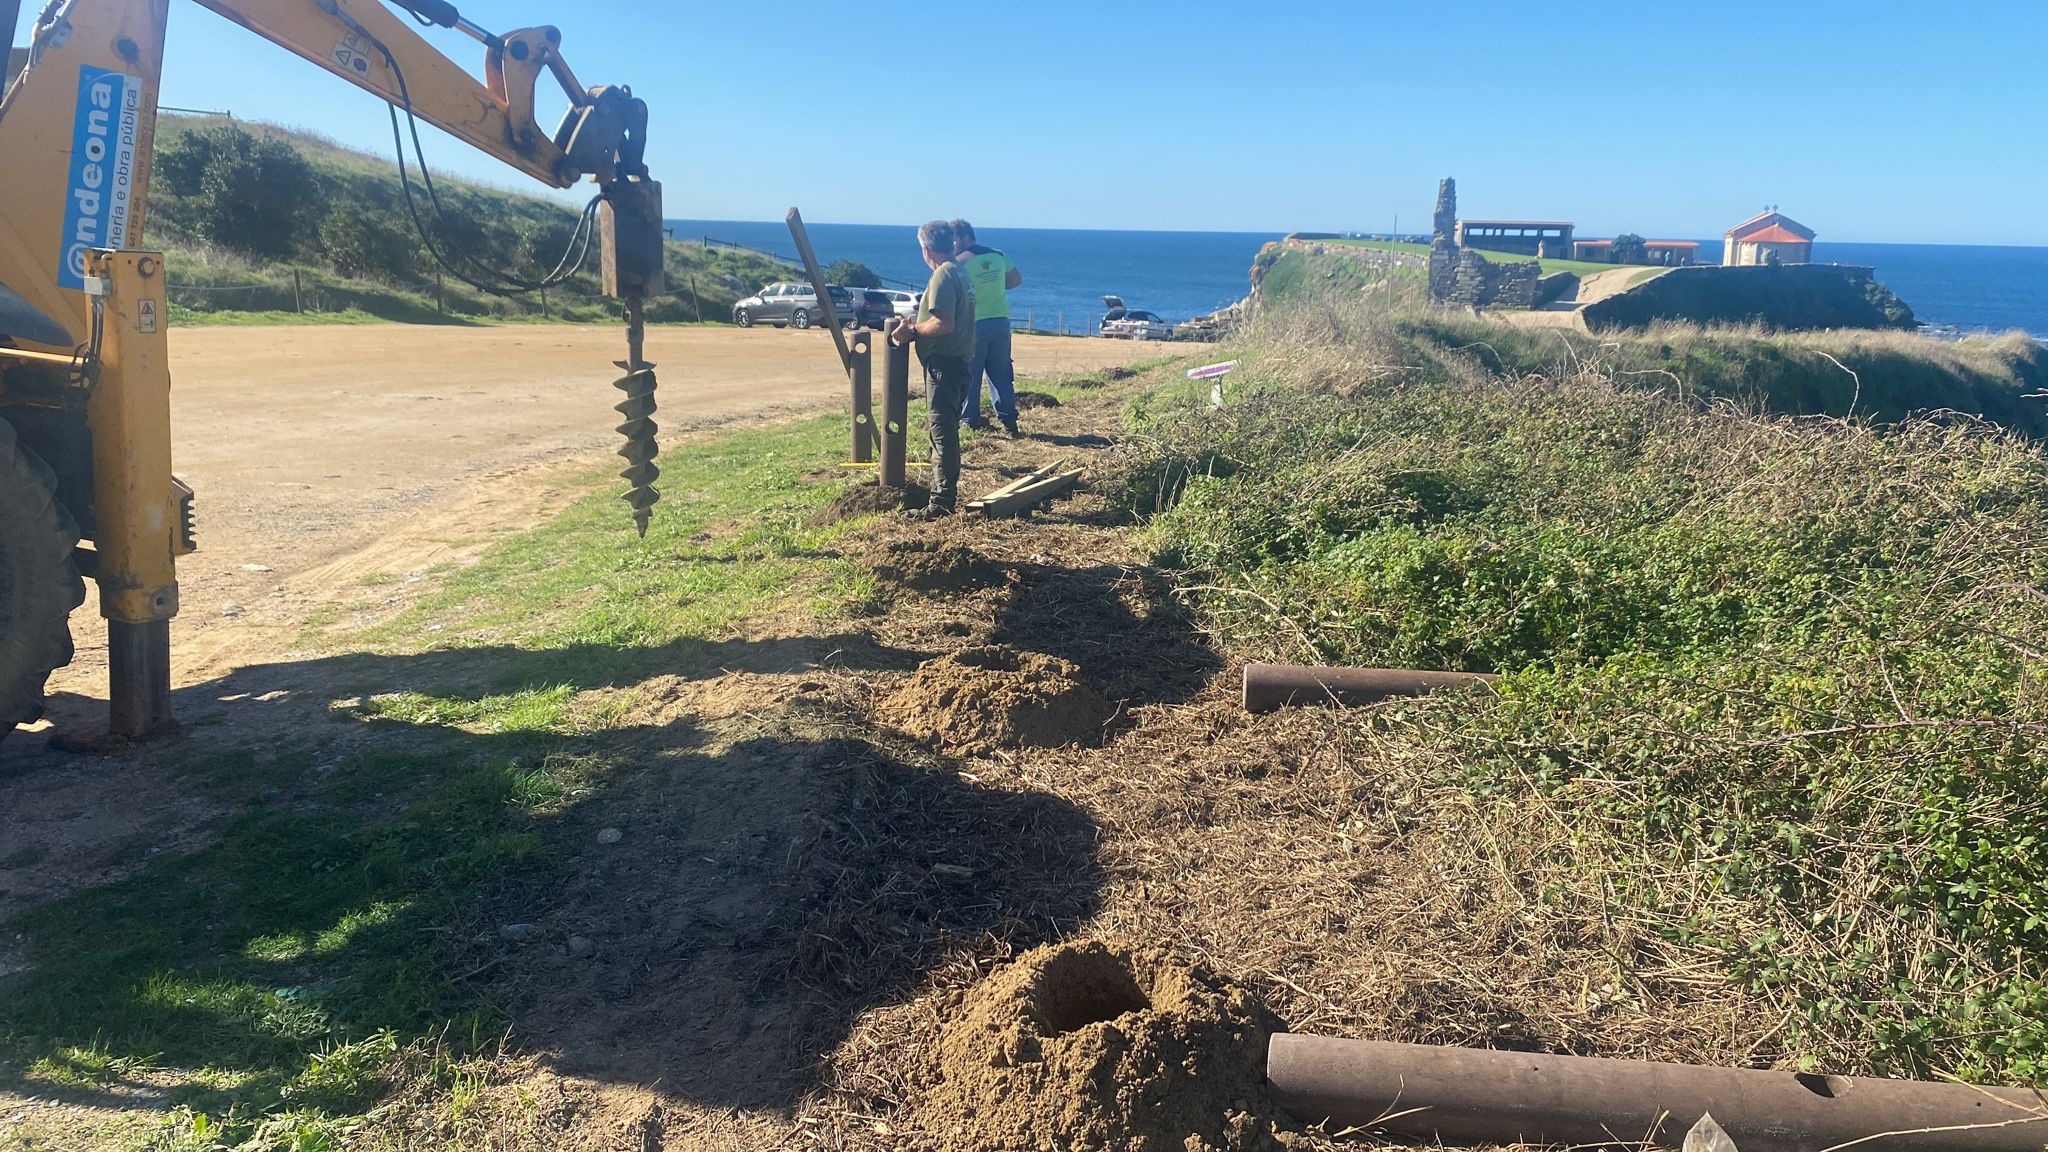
[1427,177,1542,309]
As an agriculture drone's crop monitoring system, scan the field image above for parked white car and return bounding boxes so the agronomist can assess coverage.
[1103,309,1173,340]
[878,288,917,320]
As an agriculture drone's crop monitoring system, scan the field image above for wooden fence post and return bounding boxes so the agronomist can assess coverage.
[850,330,874,463]
[292,269,303,313]
[882,338,909,488]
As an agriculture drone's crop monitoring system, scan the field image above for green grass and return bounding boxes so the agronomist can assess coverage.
[0,413,869,1148]
[353,415,857,662]
[1122,296,2048,1083]
[1322,236,1637,278]
[164,305,420,327]
[1394,313,2048,436]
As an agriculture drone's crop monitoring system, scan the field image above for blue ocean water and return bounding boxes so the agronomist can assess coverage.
[669,219,1276,330]
[672,219,2048,338]
[1809,243,2044,337]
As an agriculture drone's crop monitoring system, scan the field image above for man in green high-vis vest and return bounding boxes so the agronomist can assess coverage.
[950,219,1024,436]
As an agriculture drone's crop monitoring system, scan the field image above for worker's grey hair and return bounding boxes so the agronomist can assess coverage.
[949,218,976,245]
[917,220,955,256]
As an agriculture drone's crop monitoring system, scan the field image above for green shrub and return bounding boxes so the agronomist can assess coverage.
[1131,352,2048,1081]
[143,116,795,325]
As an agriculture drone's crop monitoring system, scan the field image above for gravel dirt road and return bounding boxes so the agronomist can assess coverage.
[1,321,1174,923]
[34,323,1167,716]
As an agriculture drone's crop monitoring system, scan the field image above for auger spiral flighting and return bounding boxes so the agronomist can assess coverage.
[613,299,661,537]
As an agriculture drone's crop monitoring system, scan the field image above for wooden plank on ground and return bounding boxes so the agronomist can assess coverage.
[966,462,1061,510]
[972,468,1082,518]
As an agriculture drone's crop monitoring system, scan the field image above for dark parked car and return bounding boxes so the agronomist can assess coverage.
[850,288,896,329]
[732,282,857,329]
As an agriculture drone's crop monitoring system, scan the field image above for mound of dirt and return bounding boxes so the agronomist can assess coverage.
[1065,366,1137,390]
[907,942,1287,1152]
[870,540,1009,594]
[809,480,930,526]
[879,646,1114,756]
[1014,390,1061,409]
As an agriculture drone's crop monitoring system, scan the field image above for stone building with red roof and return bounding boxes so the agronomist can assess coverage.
[1723,210,1815,266]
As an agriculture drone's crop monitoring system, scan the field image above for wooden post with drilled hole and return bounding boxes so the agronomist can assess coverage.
[850,329,875,463]
[882,338,909,487]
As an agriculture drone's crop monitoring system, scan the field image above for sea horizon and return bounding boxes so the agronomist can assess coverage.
[680,217,2048,249]
[669,218,2048,337]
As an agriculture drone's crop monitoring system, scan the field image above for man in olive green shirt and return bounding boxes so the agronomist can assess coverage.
[887,220,976,518]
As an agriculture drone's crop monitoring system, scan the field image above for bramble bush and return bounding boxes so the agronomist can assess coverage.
[1128,317,2048,1080]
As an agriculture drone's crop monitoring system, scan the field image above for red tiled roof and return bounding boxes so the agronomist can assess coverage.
[1577,239,1699,248]
[1726,209,1776,234]
[1725,212,1815,241]
[1732,225,1811,245]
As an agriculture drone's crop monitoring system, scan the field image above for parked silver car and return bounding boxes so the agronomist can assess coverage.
[878,288,918,321]
[732,282,856,329]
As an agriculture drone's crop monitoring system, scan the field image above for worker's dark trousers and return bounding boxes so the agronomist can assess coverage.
[922,353,970,509]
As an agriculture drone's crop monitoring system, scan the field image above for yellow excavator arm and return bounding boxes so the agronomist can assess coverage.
[0,0,665,742]
[0,0,663,343]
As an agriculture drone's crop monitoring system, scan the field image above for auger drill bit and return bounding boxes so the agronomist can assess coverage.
[614,297,661,536]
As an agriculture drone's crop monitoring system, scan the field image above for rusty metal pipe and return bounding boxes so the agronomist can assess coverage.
[1242,663,1496,713]
[1267,1034,2048,1151]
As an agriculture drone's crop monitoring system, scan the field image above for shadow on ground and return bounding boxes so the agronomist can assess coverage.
[987,560,1222,709]
[0,629,1103,1118]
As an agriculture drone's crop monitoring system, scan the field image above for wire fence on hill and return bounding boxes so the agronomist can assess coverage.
[168,274,1148,337]
[165,269,716,322]
[690,234,926,291]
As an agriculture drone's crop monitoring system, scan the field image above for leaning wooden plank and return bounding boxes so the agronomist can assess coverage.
[966,472,1040,508]
[967,462,1061,509]
[976,469,1082,518]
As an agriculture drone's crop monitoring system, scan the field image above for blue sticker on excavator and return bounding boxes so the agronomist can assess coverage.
[58,65,142,290]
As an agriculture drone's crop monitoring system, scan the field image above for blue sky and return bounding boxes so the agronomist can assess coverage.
[14,1,2046,243]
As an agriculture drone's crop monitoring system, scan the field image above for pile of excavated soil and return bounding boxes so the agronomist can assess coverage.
[1014,390,1061,409]
[879,646,1114,756]
[1064,366,1137,390]
[905,942,1288,1152]
[869,540,1009,594]
[810,480,929,526]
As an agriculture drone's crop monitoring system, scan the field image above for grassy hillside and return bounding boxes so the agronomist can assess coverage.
[1324,236,1629,277]
[1256,245,2048,437]
[145,116,793,326]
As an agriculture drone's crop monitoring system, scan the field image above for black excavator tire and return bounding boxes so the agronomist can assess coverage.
[0,415,84,746]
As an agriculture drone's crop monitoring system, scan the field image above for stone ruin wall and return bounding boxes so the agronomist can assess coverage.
[1428,177,1543,309]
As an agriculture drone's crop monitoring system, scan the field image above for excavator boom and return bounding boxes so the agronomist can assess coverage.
[0,0,665,743]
